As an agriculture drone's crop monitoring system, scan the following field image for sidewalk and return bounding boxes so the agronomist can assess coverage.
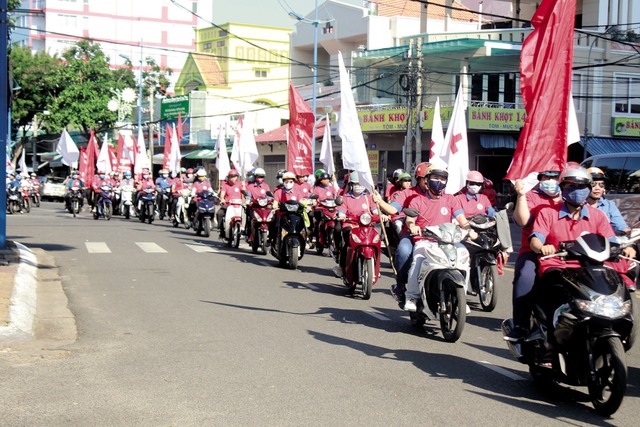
[0,241,77,347]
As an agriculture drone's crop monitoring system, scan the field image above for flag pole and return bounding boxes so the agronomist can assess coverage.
[374,200,397,276]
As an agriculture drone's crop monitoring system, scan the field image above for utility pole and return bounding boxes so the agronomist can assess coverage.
[1,0,9,248]
[403,39,414,171]
[149,92,154,159]
[414,37,423,165]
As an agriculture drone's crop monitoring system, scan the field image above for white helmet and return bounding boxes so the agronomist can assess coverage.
[196,169,207,177]
[254,168,266,178]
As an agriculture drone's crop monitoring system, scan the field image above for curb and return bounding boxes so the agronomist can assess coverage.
[0,242,37,339]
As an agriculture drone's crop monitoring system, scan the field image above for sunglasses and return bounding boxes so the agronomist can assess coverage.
[468,181,483,186]
[591,182,605,188]
[563,183,590,190]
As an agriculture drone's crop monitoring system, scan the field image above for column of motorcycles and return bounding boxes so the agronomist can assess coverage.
[6,179,41,214]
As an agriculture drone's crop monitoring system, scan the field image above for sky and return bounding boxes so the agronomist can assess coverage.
[207,0,363,28]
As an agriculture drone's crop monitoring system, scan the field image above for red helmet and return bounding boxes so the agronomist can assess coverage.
[228,169,239,177]
[186,168,194,174]
[414,162,432,179]
[466,170,484,183]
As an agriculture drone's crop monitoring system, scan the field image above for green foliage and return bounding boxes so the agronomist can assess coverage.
[142,56,173,97]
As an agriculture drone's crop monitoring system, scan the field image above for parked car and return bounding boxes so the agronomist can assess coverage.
[581,152,640,226]
[41,176,66,201]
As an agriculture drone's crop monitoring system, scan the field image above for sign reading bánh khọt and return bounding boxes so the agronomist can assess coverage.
[467,107,526,131]
[612,117,640,137]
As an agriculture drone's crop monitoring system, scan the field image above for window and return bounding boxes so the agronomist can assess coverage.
[572,73,583,112]
[236,46,244,60]
[487,74,500,102]
[217,41,225,47]
[471,74,483,101]
[620,157,640,194]
[504,73,516,104]
[203,42,212,50]
[58,14,78,28]
[595,157,626,193]
[219,30,228,37]
[254,69,268,78]
[247,48,255,62]
[614,75,640,115]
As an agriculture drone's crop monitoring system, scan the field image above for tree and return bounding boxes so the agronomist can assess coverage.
[45,40,135,137]
[142,56,173,97]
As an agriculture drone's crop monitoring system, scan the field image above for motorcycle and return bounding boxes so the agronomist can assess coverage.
[93,185,113,220]
[340,213,381,300]
[248,195,275,254]
[138,187,156,224]
[30,186,41,208]
[156,186,170,220]
[403,210,470,343]
[463,214,503,312]
[271,200,307,269]
[221,198,244,247]
[193,190,217,237]
[313,197,338,256]
[502,233,638,416]
[6,184,22,214]
[119,184,135,219]
[173,188,192,229]
[68,186,83,217]
[20,186,32,213]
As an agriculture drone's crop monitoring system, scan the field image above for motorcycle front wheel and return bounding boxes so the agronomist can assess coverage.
[479,265,498,312]
[251,226,259,254]
[588,336,627,416]
[124,205,130,220]
[104,203,112,220]
[146,204,154,224]
[204,218,212,238]
[361,257,374,300]
[23,198,31,213]
[34,195,40,207]
[439,282,466,342]
[9,201,18,214]
[288,245,299,270]
[231,222,241,248]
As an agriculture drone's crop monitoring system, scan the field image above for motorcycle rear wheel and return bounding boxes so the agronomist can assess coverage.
[361,257,374,300]
[231,222,241,248]
[439,282,466,342]
[204,218,211,238]
[479,265,498,312]
[588,336,627,416]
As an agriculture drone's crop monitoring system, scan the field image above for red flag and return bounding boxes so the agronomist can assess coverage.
[163,123,172,170]
[116,134,132,171]
[176,113,184,143]
[287,82,314,176]
[108,144,117,171]
[78,147,88,181]
[505,0,576,181]
[83,130,99,187]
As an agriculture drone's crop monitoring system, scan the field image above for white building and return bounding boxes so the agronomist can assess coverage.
[12,0,207,90]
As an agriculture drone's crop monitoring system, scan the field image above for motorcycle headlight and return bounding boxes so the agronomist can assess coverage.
[258,198,268,207]
[470,220,496,230]
[360,213,372,226]
[351,233,362,243]
[284,203,298,212]
[575,295,631,320]
[266,211,275,222]
[372,233,380,243]
[253,211,262,221]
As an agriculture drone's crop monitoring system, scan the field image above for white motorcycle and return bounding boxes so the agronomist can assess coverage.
[173,188,192,229]
[405,215,471,343]
[119,184,135,219]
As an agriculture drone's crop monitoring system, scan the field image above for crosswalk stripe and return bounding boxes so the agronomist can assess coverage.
[85,242,111,254]
[135,242,168,253]
[185,243,218,253]
[478,361,527,381]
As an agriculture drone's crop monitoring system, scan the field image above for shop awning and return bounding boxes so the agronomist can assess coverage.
[580,137,640,157]
[182,148,218,160]
[479,134,518,149]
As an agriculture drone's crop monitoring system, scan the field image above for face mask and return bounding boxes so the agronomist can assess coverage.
[562,187,591,206]
[284,181,294,190]
[539,179,560,196]
[255,178,265,184]
[278,178,283,185]
[162,174,168,178]
[99,174,105,180]
[428,179,446,195]
[352,185,365,195]
[466,184,481,195]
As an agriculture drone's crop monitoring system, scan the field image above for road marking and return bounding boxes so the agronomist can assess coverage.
[478,360,527,381]
[303,282,319,291]
[365,311,390,321]
[185,243,218,253]
[85,242,111,253]
[259,261,271,267]
[135,242,167,253]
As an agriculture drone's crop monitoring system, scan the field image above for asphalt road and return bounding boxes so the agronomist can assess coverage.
[2,202,639,426]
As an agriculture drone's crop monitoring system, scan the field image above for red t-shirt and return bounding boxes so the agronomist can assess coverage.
[246,182,271,201]
[337,192,377,220]
[384,183,398,201]
[406,191,463,235]
[295,181,313,200]
[273,186,304,203]
[312,184,337,202]
[389,186,419,221]
[519,190,562,254]
[221,180,243,205]
[532,203,615,274]
[192,180,213,196]
[454,191,493,217]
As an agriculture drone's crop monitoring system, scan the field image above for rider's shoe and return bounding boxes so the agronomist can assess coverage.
[403,298,418,312]
[504,325,529,342]
[333,266,344,278]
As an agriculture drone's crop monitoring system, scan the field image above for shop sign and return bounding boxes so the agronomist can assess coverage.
[612,117,640,137]
[357,107,453,132]
[161,95,190,120]
[468,107,526,131]
[367,150,379,175]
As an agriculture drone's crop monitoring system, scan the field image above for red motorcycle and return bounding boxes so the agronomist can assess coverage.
[221,198,244,248]
[248,194,275,254]
[313,197,338,256]
[20,186,32,213]
[341,213,382,300]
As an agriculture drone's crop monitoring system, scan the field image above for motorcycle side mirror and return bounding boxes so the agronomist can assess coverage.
[309,194,319,200]
[503,202,514,211]
[335,196,343,206]
[241,190,248,197]
[266,191,274,198]
[403,207,420,217]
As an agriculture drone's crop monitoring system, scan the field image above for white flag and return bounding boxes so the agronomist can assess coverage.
[215,126,231,183]
[568,94,580,145]
[319,114,335,176]
[169,123,181,174]
[96,133,112,173]
[18,149,28,176]
[134,127,150,174]
[337,52,374,192]
[441,84,469,194]
[429,97,445,163]
[56,129,79,168]
[6,150,14,174]
[238,113,259,176]
[230,116,242,172]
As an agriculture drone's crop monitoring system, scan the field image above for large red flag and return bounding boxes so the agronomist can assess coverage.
[78,147,88,181]
[176,113,184,143]
[505,0,576,180]
[287,82,314,176]
[116,133,133,171]
[163,123,172,171]
[83,130,99,187]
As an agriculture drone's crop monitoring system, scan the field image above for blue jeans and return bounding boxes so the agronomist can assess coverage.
[512,251,539,328]
[394,234,414,286]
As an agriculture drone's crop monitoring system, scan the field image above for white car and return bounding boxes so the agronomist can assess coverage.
[41,177,66,201]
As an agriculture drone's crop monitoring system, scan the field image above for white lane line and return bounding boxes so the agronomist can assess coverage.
[365,311,390,321]
[85,242,111,254]
[185,243,218,253]
[135,242,168,253]
[304,282,319,291]
[478,361,527,381]
[259,261,271,267]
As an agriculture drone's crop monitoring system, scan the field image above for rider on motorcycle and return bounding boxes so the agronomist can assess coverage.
[332,171,379,278]
[169,170,187,221]
[312,172,338,243]
[585,167,630,236]
[64,170,85,211]
[270,172,304,242]
[92,171,111,212]
[135,168,155,213]
[506,165,637,341]
[183,168,195,185]
[216,169,243,239]
[156,168,172,217]
[454,170,496,217]
[401,163,471,312]
[384,168,405,202]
